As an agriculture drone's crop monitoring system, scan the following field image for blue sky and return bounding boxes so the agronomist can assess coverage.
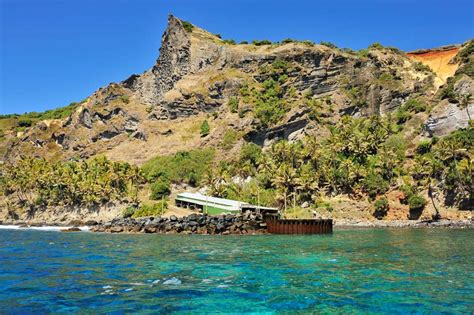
[0,0,473,115]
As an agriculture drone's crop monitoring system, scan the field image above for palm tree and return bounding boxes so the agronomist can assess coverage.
[459,94,472,120]
[272,164,297,212]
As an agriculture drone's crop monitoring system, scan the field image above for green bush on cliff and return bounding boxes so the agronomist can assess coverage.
[404,98,427,113]
[361,172,390,199]
[251,78,288,127]
[252,40,272,46]
[416,140,432,155]
[228,97,239,113]
[200,120,210,137]
[320,41,337,49]
[220,129,239,150]
[181,21,194,32]
[281,38,295,44]
[413,62,432,73]
[373,197,389,219]
[17,119,33,127]
[369,42,384,49]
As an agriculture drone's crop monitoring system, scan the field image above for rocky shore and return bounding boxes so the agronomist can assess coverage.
[1,215,472,234]
[90,212,268,235]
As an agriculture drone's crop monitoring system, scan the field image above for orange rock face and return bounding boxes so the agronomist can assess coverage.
[407,47,460,84]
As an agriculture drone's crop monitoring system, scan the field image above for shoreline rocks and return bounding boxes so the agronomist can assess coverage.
[90,212,268,235]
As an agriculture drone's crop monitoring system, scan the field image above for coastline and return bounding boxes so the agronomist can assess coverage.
[0,218,472,233]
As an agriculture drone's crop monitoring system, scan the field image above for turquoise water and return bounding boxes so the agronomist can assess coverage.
[0,229,473,314]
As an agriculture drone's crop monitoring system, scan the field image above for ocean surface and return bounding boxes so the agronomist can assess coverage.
[0,228,473,314]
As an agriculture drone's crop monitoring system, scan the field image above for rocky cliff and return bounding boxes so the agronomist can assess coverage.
[4,15,471,164]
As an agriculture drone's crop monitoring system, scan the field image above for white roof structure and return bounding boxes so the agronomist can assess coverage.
[176,192,279,213]
[176,192,245,211]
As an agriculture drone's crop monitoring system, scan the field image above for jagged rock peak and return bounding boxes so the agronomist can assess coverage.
[123,15,192,104]
[125,14,228,106]
[153,15,191,71]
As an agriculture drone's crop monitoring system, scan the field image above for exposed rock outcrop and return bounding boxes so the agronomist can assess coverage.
[425,75,474,136]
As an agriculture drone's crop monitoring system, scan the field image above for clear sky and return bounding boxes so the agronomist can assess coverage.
[0,0,473,115]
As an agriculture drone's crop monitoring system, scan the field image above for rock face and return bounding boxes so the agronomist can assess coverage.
[424,75,474,136]
[126,15,192,104]
[424,102,473,136]
[90,212,268,235]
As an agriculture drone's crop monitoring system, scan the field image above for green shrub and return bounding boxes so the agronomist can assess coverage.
[272,58,288,70]
[17,119,33,127]
[386,46,403,54]
[416,140,432,155]
[200,120,210,137]
[181,21,194,32]
[150,176,171,200]
[240,142,262,166]
[361,172,390,198]
[123,206,136,218]
[369,42,384,49]
[132,201,167,218]
[301,40,314,46]
[344,86,366,107]
[373,197,389,219]
[413,62,431,72]
[404,99,427,113]
[458,40,474,62]
[378,73,394,82]
[142,149,215,187]
[395,107,411,124]
[408,194,427,210]
[221,129,239,150]
[239,41,248,44]
[214,33,222,39]
[252,78,288,127]
[400,184,416,202]
[439,81,456,101]
[119,95,130,104]
[357,49,369,58]
[252,40,272,46]
[281,38,295,44]
[228,97,239,113]
[384,134,407,160]
[320,41,337,49]
[222,39,236,45]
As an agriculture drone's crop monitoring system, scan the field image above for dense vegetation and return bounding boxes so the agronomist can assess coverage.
[1,119,471,219]
[204,117,472,218]
[0,157,144,214]
[141,149,215,200]
[239,58,293,127]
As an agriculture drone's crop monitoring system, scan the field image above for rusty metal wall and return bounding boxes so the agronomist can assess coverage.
[264,216,333,234]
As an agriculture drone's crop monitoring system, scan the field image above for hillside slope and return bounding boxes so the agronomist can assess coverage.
[1,15,440,164]
[0,16,472,224]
